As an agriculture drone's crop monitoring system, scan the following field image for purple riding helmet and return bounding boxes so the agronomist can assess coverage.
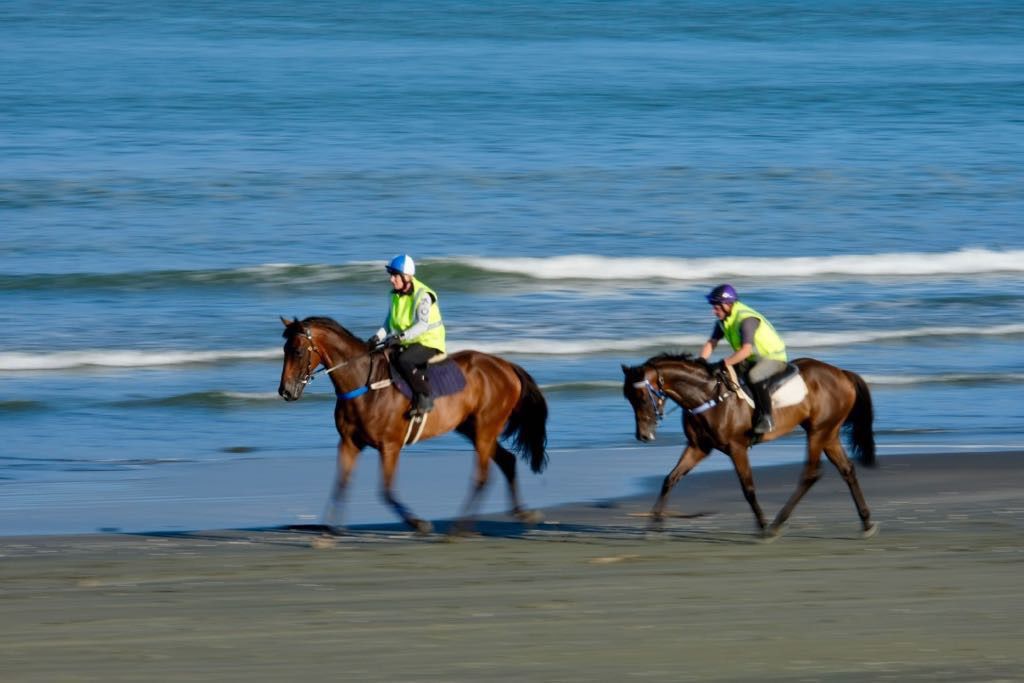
[706,284,738,305]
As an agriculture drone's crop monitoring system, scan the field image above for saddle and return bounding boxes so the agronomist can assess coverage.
[388,353,467,401]
[726,362,807,410]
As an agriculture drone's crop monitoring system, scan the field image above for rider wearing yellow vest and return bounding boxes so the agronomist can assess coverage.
[369,254,446,416]
[699,284,788,434]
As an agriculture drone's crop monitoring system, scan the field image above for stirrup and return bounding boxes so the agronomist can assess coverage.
[403,409,430,446]
[407,395,433,418]
[753,415,774,434]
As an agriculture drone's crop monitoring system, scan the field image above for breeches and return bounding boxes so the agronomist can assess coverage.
[747,358,787,384]
[396,343,440,379]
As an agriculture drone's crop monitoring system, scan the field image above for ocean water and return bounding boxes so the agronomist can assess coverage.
[2,1,1022,535]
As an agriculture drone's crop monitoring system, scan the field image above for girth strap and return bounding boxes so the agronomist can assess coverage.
[403,413,429,446]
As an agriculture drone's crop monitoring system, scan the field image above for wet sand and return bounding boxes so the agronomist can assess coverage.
[1,451,1021,682]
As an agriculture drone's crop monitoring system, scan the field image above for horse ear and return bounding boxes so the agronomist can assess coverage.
[280,316,293,327]
[621,364,631,375]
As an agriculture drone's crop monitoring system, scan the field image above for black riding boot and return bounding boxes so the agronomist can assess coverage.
[751,380,774,434]
[406,367,434,417]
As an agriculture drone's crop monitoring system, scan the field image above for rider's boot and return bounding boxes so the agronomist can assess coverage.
[751,379,775,434]
[413,392,434,416]
[407,368,434,417]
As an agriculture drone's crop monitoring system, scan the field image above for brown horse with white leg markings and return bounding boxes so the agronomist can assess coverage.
[622,353,877,539]
[278,316,548,535]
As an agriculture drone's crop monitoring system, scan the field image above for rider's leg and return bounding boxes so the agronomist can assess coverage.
[396,343,438,415]
[748,359,787,434]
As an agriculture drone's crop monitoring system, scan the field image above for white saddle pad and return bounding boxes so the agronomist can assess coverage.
[725,365,807,410]
[771,373,807,409]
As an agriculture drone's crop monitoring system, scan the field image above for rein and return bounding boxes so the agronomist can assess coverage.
[296,326,381,399]
[686,371,737,416]
[632,371,674,422]
[636,365,736,420]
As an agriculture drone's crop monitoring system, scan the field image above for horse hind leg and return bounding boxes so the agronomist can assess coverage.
[823,441,878,538]
[447,425,500,536]
[492,444,542,524]
[767,430,834,538]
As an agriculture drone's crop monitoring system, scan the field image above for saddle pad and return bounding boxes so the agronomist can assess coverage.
[728,363,807,410]
[771,373,807,410]
[389,358,467,400]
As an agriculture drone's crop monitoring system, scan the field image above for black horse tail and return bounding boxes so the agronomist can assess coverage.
[503,363,549,474]
[843,370,877,468]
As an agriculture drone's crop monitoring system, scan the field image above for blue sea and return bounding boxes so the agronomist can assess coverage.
[2,1,1022,536]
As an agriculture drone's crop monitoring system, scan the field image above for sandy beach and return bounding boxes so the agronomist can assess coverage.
[1,450,1021,682]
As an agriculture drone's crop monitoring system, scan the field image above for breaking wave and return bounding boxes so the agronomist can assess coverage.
[3,248,1022,292]
[2,324,1022,371]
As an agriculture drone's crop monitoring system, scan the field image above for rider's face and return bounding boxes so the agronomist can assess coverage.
[389,272,410,292]
[711,302,731,320]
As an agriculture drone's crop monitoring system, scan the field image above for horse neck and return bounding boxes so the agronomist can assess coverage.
[312,325,370,392]
[657,361,716,409]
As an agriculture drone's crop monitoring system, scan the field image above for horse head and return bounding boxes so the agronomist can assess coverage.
[622,354,719,442]
[278,316,368,401]
[279,317,320,401]
[621,363,665,442]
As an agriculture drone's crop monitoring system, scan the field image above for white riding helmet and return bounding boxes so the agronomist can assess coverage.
[386,254,415,276]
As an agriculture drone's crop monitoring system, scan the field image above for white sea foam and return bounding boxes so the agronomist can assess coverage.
[863,373,1024,386]
[458,248,1024,281]
[458,324,1024,356]
[219,391,281,400]
[790,324,1024,348]
[0,349,280,371]
[455,335,706,356]
[1,323,1021,371]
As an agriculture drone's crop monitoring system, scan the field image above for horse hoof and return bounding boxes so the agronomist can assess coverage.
[411,519,434,536]
[321,525,345,537]
[514,509,544,525]
[861,521,880,539]
[311,535,337,550]
[646,516,666,532]
[447,527,479,539]
[760,526,782,543]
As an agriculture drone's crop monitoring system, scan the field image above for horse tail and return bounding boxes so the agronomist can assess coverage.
[503,363,549,474]
[843,370,877,468]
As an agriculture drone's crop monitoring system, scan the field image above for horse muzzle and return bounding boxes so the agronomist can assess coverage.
[278,383,303,402]
[635,428,657,443]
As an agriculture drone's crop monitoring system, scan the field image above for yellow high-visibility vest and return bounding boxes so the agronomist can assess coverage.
[720,301,787,361]
[388,277,446,352]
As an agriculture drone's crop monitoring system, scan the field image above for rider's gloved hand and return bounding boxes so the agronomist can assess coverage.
[384,335,402,348]
[710,360,727,374]
[367,334,382,348]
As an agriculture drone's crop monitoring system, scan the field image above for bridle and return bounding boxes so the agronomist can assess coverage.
[633,363,738,422]
[632,368,669,422]
[290,325,370,390]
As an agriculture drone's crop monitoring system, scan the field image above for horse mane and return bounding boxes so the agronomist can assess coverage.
[648,352,715,376]
[282,316,359,341]
[651,351,698,363]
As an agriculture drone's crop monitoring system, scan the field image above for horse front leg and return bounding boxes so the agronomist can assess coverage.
[322,437,361,535]
[728,447,770,535]
[650,445,708,530]
[379,443,433,535]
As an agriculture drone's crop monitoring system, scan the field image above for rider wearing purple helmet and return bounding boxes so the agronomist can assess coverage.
[699,284,788,434]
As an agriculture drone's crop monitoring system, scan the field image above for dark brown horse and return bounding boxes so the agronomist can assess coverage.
[622,354,877,539]
[279,316,548,534]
